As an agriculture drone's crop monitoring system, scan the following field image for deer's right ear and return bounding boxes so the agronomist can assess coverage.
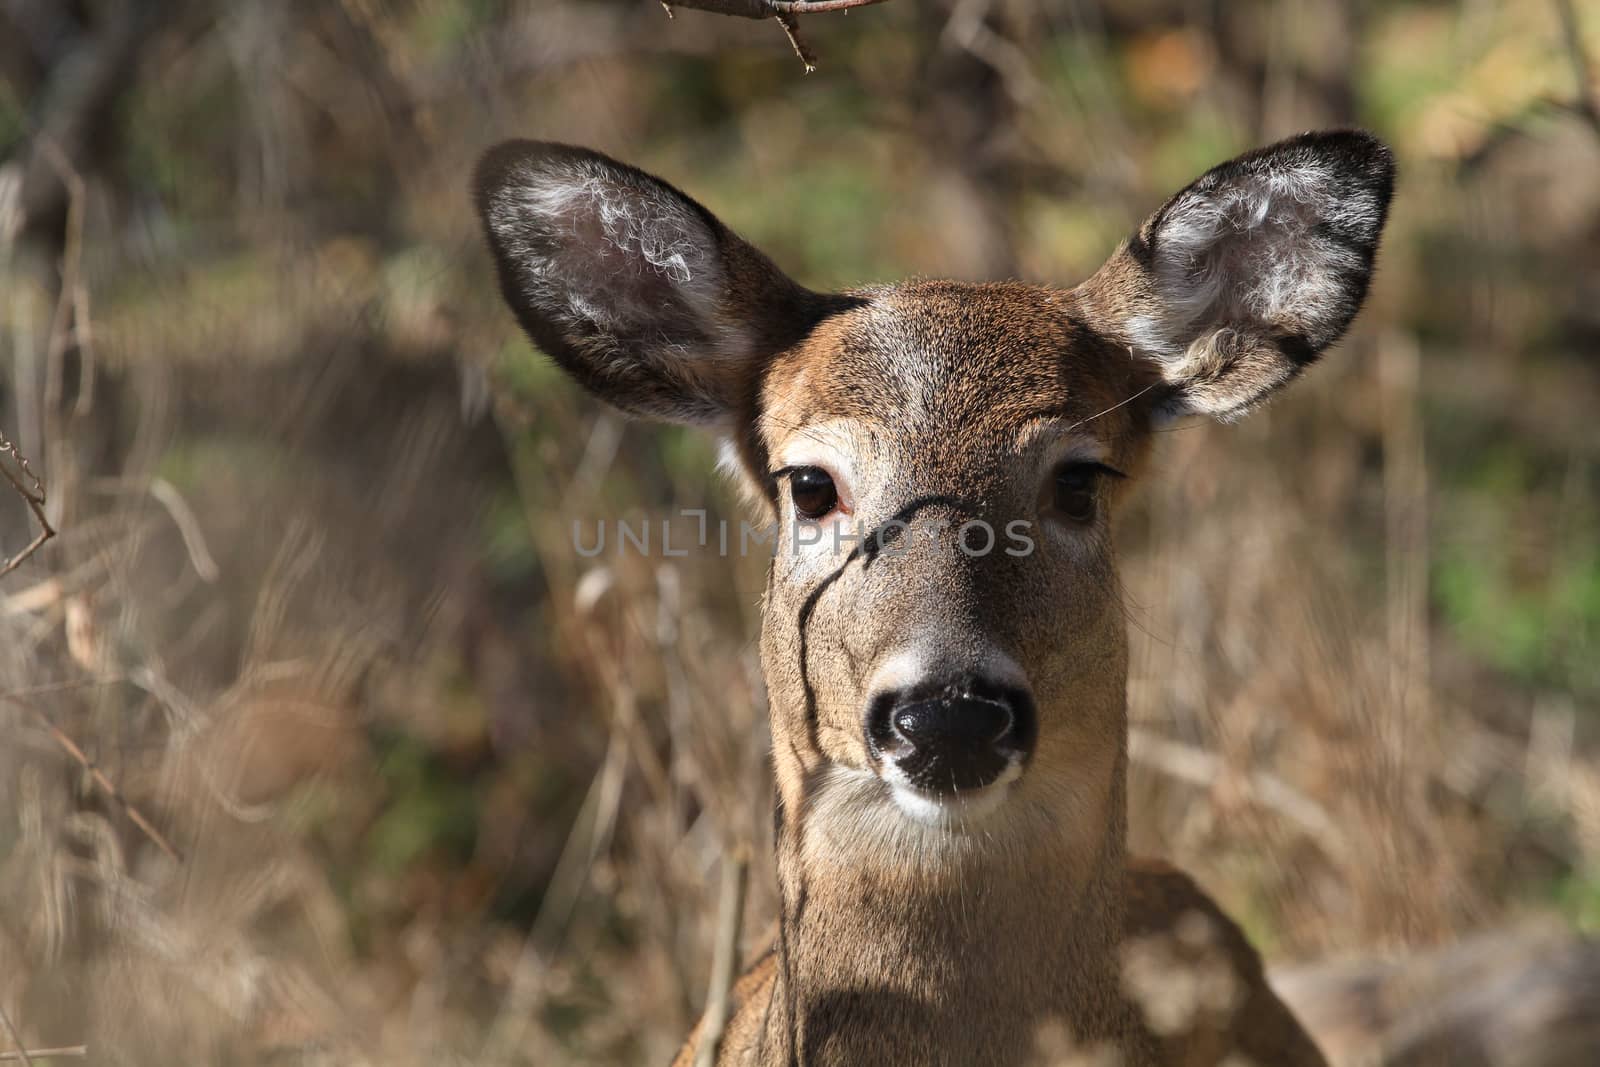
[474,141,823,425]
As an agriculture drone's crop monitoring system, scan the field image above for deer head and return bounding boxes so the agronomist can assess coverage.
[476,130,1393,1058]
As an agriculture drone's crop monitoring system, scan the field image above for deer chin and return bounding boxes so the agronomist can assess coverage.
[799,764,1026,873]
[881,759,1023,829]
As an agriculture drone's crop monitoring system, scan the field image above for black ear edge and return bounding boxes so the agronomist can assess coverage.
[1127,130,1394,258]
[472,139,730,244]
[1265,131,1397,363]
[1206,129,1396,194]
[1148,129,1398,241]
[472,138,552,221]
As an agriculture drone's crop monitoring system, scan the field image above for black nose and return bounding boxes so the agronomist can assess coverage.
[867,677,1035,795]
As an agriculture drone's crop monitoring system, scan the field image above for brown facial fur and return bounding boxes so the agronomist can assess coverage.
[741,283,1158,1064]
[756,282,1154,790]
[718,283,1324,1065]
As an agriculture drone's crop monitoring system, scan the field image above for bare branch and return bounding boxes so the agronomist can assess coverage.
[664,0,892,16]
[775,13,817,72]
[10,2,162,240]
[3,693,185,863]
[0,1000,32,1067]
[660,0,892,69]
[0,426,55,581]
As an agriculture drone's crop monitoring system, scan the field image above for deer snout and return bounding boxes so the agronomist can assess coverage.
[866,677,1036,797]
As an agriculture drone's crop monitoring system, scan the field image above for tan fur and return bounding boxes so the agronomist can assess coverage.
[665,284,1324,1066]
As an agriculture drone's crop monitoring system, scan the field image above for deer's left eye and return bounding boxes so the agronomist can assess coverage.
[1051,463,1118,523]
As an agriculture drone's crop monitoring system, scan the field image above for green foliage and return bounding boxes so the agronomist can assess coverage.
[0,83,22,150]
[367,732,482,873]
[483,486,540,584]
[1363,6,1466,135]
[121,67,244,220]
[700,146,908,287]
[407,0,505,56]
[156,434,295,494]
[1432,444,1600,702]
[496,337,566,398]
[1555,865,1600,933]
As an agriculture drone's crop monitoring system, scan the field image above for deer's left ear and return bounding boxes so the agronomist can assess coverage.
[1076,130,1396,421]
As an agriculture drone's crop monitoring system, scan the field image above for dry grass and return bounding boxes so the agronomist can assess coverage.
[2,1,1598,1063]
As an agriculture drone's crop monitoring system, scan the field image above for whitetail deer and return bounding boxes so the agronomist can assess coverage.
[473,132,1595,1065]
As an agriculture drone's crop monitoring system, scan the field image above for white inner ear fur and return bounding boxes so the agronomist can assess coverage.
[1128,159,1383,363]
[489,156,744,361]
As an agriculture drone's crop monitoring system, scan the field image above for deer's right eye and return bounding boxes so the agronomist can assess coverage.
[789,467,839,520]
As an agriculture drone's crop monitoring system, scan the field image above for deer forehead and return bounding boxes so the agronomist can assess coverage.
[757,281,1151,475]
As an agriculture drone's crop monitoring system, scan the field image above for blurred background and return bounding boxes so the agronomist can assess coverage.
[0,0,1597,1063]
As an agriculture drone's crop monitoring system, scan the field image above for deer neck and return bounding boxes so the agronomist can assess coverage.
[759,701,1142,1065]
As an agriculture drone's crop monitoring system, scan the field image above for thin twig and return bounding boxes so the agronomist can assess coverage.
[481,693,633,1065]
[0,1047,86,1063]
[81,477,219,583]
[0,1002,32,1067]
[1128,727,1352,867]
[149,479,220,582]
[0,426,55,580]
[694,846,751,1067]
[0,678,120,699]
[775,13,817,71]
[3,694,184,863]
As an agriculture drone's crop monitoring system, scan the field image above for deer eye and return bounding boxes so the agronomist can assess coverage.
[1052,462,1115,523]
[789,466,839,520]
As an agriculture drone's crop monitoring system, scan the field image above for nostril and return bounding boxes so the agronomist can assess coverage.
[891,707,922,742]
[866,690,901,756]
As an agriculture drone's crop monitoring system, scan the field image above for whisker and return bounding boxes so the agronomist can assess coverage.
[1062,379,1163,436]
